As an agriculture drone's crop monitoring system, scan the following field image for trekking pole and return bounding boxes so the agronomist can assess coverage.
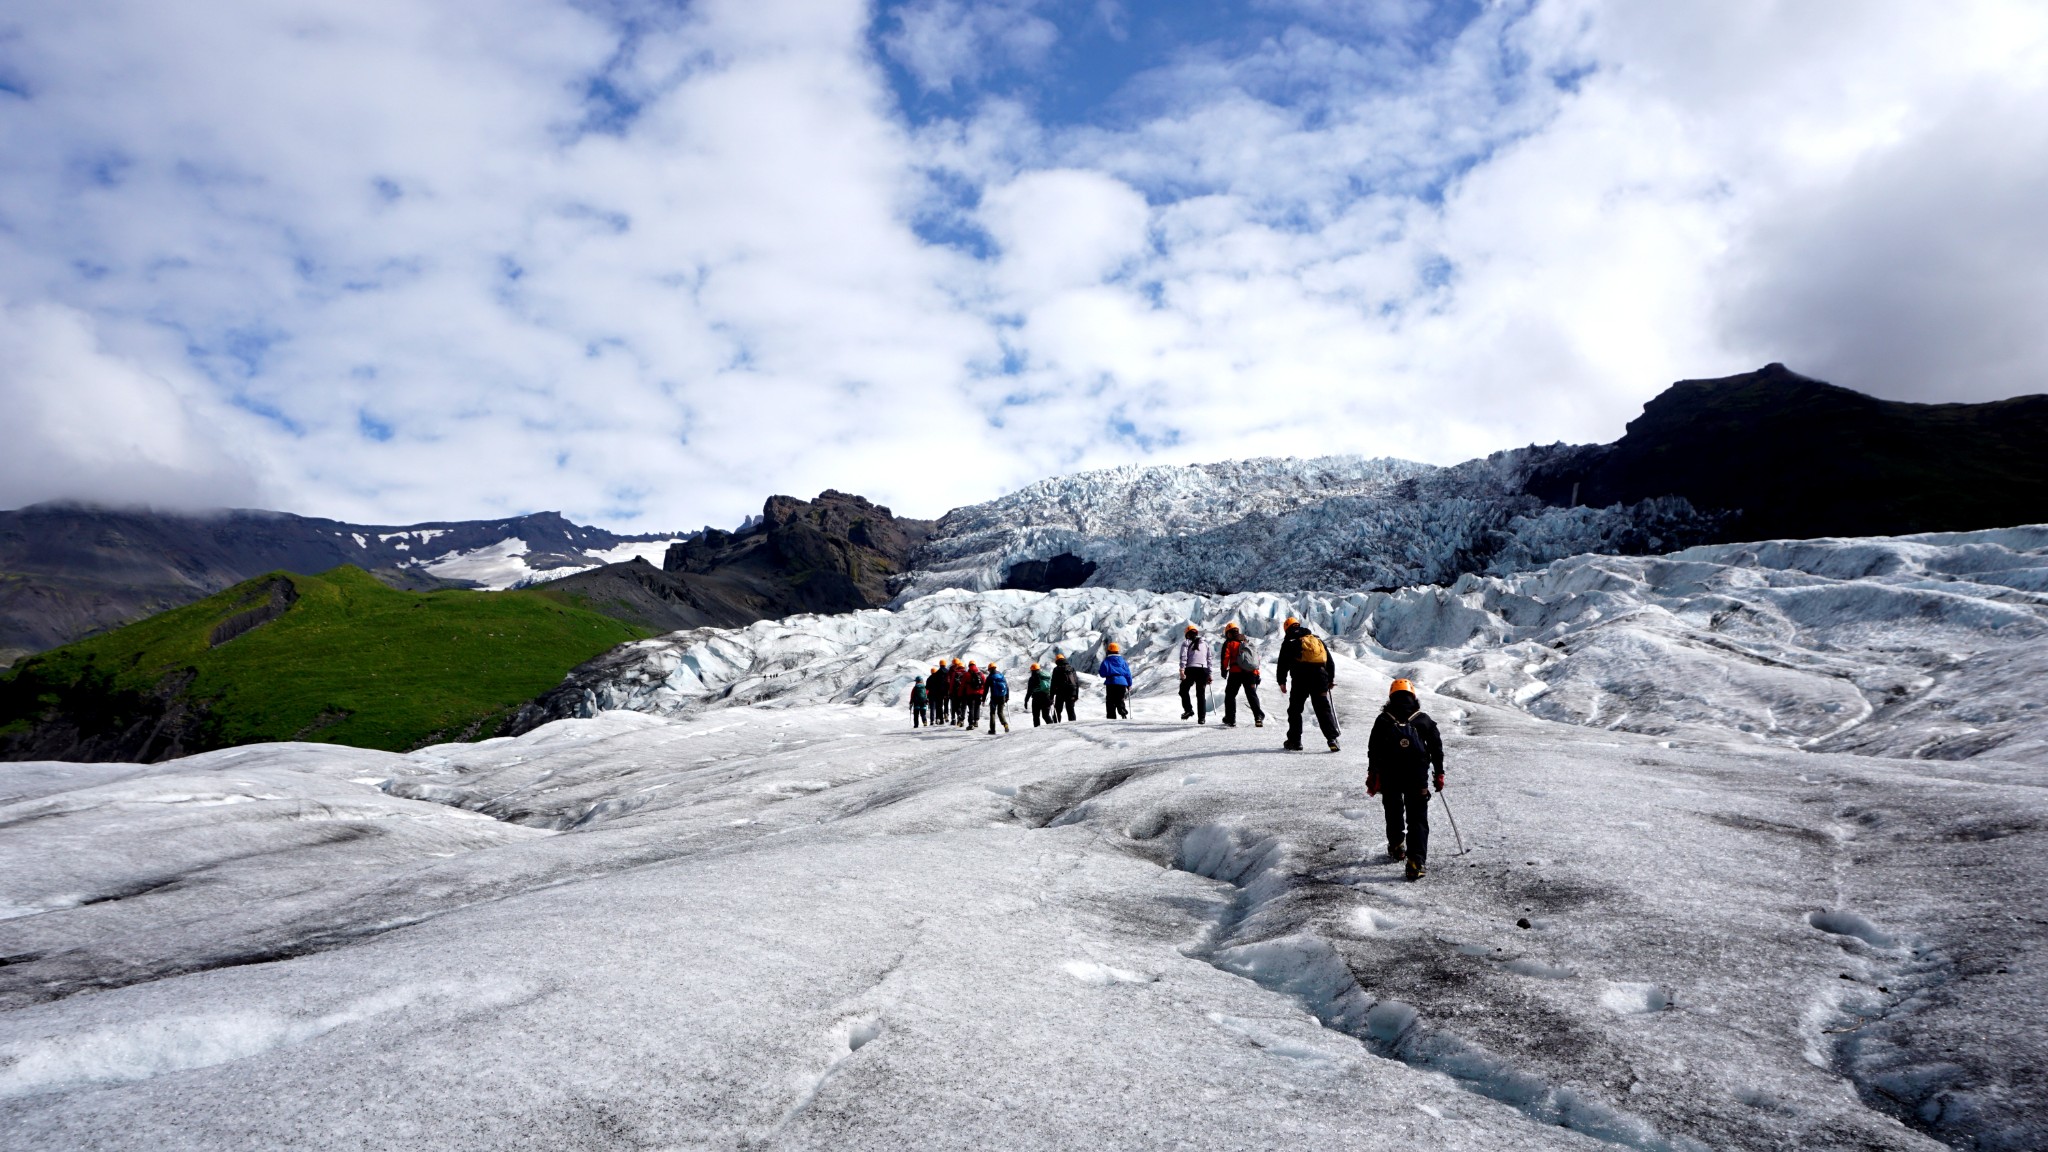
[1435,789,1467,855]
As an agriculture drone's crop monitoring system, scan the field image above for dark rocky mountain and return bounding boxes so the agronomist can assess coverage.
[529,490,936,638]
[0,506,681,668]
[1526,363,2048,541]
[503,491,936,735]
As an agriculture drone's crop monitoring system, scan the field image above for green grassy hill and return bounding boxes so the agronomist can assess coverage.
[0,566,649,762]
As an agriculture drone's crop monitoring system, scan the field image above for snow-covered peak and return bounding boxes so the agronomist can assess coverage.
[943,455,1432,538]
[897,446,1719,601]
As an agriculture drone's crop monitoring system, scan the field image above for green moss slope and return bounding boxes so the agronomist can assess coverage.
[0,566,648,756]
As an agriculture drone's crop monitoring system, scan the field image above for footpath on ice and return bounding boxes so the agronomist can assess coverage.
[3,526,2046,1150]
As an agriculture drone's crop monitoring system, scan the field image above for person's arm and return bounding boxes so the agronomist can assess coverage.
[1421,715,1445,786]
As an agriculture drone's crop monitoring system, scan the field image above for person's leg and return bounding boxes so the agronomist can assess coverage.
[1286,684,1308,746]
[1195,674,1208,723]
[1117,687,1129,718]
[1407,790,1431,866]
[1312,690,1339,741]
[1064,698,1077,721]
[1222,674,1239,725]
[1381,791,1406,858]
[1179,676,1195,719]
[1246,678,1264,724]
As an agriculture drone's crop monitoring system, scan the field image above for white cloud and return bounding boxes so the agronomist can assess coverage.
[0,0,2043,530]
[0,303,261,509]
[883,0,1058,93]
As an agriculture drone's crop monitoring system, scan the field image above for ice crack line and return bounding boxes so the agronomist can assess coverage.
[1169,824,1708,1152]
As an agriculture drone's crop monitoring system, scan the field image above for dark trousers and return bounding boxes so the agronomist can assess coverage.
[1286,682,1339,744]
[1031,695,1051,726]
[912,702,927,727]
[1223,672,1263,724]
[934,697,950,723]
[1105,684,1129,719]
[1057,696,1077,722]
[1180,669,1210,721]
[1382,789,1430,864]
[987,699,1008,732]
[966,697,982,728]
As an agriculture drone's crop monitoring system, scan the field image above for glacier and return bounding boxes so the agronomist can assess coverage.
[896,449,1727,600]
[3,525,2045,1150]
[526,526,2048,768]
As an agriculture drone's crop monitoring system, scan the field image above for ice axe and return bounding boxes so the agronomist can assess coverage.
[1433,787,1467,856]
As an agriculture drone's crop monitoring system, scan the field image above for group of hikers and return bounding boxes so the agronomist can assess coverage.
[906,617,1448,879]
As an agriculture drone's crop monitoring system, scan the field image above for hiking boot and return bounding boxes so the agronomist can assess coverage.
[1254,717,1264,727]
[1405,860,1427,881]
[1282,741,1302,751]
[1221,721,1237,728]
[1182,711,1194,720]
[1388,842,1405,862]
[1327,739,1341,752]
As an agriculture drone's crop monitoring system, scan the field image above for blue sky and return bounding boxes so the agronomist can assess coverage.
[2,0,2046,529]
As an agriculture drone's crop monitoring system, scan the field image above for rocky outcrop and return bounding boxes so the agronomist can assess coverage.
[506,492,936,735]
[1525,363,2048,541]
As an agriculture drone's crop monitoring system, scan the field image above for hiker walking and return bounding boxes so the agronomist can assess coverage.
[926,664,950,725]
[1098,642,1133,719]
[963,662,987,730]
[948,659,968,726]
[1027,662,1054,727]
[1050,653,1080,722]
[1178,625,1213,723]
[985,663,1012,733]
[1367,678,1445,880]
[1219,622,1264,728]
[1277,616,1340,752]
[911,674,930,728]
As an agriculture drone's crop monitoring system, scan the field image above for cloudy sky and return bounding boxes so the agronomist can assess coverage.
[2,0,2044,530]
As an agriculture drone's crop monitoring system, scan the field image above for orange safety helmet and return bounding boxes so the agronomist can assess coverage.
[952,658,964,666]
[987,661,997,670]
[1223,621,1241,633]
[1105,642,1121,653]
[1284,616,1299,629]
[1184,624,1199,637]
[1389,678,1415,695]
[1030,662,1041,670]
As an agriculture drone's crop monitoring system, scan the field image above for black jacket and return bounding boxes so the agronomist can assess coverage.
[1050,663,1080,700]
[1367,703,1443,790]
[1275,625,1334,691]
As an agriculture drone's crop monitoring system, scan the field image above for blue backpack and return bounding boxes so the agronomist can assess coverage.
[987,671,1010,701]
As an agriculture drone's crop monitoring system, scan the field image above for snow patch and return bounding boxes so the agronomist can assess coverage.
[0,980,533,1099]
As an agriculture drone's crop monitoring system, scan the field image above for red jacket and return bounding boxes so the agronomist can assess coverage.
[965,668,987,696]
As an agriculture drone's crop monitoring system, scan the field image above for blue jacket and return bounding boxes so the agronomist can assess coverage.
[1098,654,1133,687]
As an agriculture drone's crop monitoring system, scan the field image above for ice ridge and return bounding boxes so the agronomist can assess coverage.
[521,526,2048,765]
[896,448,1726,600]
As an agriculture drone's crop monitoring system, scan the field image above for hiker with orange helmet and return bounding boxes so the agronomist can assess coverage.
[1276,616,1340,752]
[1098,642,1133,719]
[1027,662,1055,726]
[984,662,1011,734]
[962,662,987,729]
[1050,653,1080,722]
[947,659,969,726]
[926,664,951,725]
[1177,625,1214,723]
[1218,622,1264,728]
[1367,677,1445,880]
